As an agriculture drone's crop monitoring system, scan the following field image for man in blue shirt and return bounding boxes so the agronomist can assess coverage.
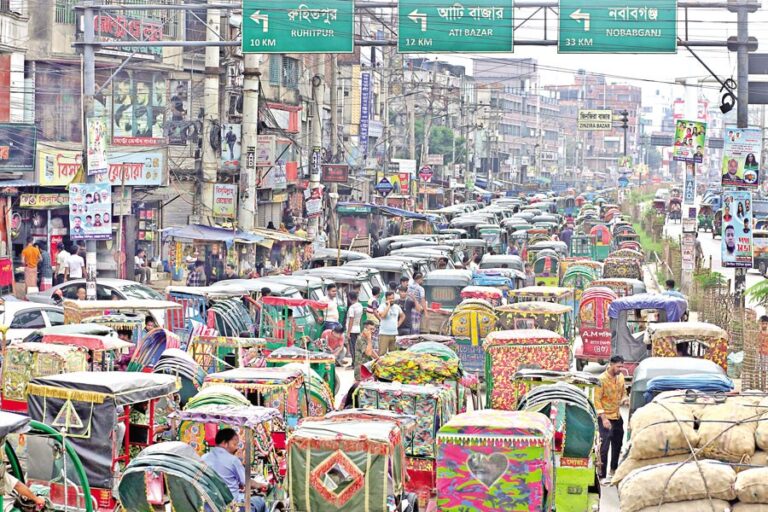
[202,428,267,512]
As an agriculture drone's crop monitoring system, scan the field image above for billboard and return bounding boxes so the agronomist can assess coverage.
[69,183,112,241]
[213,184,237,219]
[0,124,36,171]
[167,80,191,146]
[721,126,761,188]
[672,119,707,163]
[221,124,241,171]
[721,191,753,268]
[112,70,167,145]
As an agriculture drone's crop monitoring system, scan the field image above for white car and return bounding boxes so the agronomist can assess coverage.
[0,300,64,345]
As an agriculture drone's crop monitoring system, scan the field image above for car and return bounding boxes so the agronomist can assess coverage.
[0,300,65,345]
[27,278,168,326]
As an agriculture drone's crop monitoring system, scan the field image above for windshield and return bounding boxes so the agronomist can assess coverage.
[120,284,164,300]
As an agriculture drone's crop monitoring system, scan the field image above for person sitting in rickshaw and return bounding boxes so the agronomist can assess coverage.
[202,428,268,512]
[274,309,299,347]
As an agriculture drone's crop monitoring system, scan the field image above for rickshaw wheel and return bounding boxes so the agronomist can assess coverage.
[575,359,585,372]
[760,262,767,277]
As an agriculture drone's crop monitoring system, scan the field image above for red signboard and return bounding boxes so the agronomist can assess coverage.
[322,164,350,183]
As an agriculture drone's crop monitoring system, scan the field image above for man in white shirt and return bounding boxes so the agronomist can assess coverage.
[66,249,85,280]
[321,284,341,330]
[55,243,70,285]
[346,291,363,365]
[377,291,404,355]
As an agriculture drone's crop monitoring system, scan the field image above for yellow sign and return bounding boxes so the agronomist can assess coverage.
[37,147,82,186]
[19,193,69,209]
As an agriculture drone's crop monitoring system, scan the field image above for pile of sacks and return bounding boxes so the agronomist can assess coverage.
[617,391,768,511]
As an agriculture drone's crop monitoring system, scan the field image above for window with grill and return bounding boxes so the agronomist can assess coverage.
[185,0,206,41]
[282,58,298,89]
[0,0,9,13]
[55,0,77,24]
[269,55,283,85]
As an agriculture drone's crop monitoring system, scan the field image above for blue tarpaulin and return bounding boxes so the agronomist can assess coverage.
[644,373,734,402]
[608,293,688,322]
[161,224,264,247]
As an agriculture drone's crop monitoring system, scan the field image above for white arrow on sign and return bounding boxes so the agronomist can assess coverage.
[570,9,590,32]
[409,9,428,32]
[250,10,269,32]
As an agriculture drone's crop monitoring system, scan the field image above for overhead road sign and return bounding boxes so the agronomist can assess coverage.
[578,109,613,130]
[558,0,677,54]
[398,0,514,53]
[242,0,354,54]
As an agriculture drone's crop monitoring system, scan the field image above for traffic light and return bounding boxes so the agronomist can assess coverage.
[620,110,629,129]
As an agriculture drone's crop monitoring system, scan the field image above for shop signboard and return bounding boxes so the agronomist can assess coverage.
[37,147,82,186]
[721,190,753,268]
[322,164,349,183]
[69,183,112,241]
[721,126,761,189]
[89,14,163,59]
[578,109,612,130]
[672,119,707,163]
[213,184,237,219]
[0,124,36,171]
[19,194,69,209]
[360,72,371,156]
[95,151,165,186]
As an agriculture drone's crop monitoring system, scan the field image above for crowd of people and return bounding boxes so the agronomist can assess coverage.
[21,238,86,292]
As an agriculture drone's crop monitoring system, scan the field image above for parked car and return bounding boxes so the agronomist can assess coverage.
[0,300,64,344]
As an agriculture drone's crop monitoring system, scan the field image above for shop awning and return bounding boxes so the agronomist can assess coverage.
[250,228,309,243]
[161,224,264,246]
[336,202,436,221]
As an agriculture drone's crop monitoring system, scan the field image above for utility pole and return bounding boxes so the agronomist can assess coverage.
[201,3,220,224]
[82,2,97,300]
[239,55,259,230]
[421,63,439,166]
[408,92,416,160]
[309,74,325,244]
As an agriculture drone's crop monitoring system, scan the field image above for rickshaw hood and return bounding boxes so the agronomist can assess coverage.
[607,293,688,321]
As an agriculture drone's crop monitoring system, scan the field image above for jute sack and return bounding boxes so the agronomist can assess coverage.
[734,505,768,512]
[736,467,768,503]
[755,413,768,451]
[634,499,731,512]
[618,460,736,512]
[611,454,692,486]
[628,402,698,460]
[698,403,758,462]
[752,451,768,466]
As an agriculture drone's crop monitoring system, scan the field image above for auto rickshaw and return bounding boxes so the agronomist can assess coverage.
[353,380,456,506]
[117,442,235,512]
[698,204,714,232]
[652,197,666,214]
[26,372,180,511]
[447,299,497,347]
[266,345,337,394]
[560,264,600,313]
[186,334,267,374]
[517,382,600,512]
[422,269,473,334]
[471,270,520,295]
[496,302,572,340]
[1,342,88,413]
[287,412,420,512]
[460,285,504,307]
[202,367,310,430]
[589,225,612,261]
[533,254,561,287]
[608,293,688,376]
[570,234,593,258]
[507,286,574,309]
[176,404,287,508]
[436,410,555,512]
[259,295,327,349]
[713,208,723,237]
[576,287,618,371]
[645,321,729,371]
[602,256,643,281]
[478,224,507,254]
[483,329,571,410]
[589,278,646,297]
[668,197,682,222]
[614,231,640,250]
[528,241,568,262]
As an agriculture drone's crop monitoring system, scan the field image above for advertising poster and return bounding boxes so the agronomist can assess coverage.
[213,184,237,219]
[360,72,371,156]
[69,183,112,241]
[0,124,36,171]
[684,162,696,205]
[167,80,191,145]
[682,233,696,271]
[112,70,167,145]
[721,191,753,268]
[673,119,707,163]
[221,124,241,171]
[721,126,761,188]
[37,147,82,186]
[86,117,108,175]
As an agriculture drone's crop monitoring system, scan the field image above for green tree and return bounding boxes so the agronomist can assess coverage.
[415,119,466,165]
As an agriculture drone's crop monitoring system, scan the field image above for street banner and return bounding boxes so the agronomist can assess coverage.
[213,184,237,218]
[683,162,695,205]
[672,119,707,163]
[682,233,696,271]
[221,124,241,171]
[721,126,761,188]
[69,183,112,241]
[360,72,371,157]
[721,190,753,268]
[167,80,191,146]
[86,118,108,175]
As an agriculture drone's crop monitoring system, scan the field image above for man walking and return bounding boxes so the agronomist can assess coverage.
[36,242,53,291]
[21,237,40,291]
[346,291,363,365]
[407,272,426,334]
[594,355,627,483]
[321,284,341,331]
[55,243,70,286]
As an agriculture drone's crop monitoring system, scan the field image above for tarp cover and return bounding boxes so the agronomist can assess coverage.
[607,293,688,321]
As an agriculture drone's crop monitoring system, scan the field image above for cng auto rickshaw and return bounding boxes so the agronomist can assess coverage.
[589,225,612,261]
[608,294,688,376]
[436,410,555,512]
[422,269,473,334]
[483,329,571,410]
[287,412,420,512]
[117,442,235,512]
[698,203,714,232]
[576,287,619,371]
[533,254,561,287]
[26,372,179,511]
[645,321,729,371]
[496,302,572,341]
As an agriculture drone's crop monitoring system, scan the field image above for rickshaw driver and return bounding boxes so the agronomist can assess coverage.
[0,465,46,512]
[594,355,628,484]
[202,428,268,512]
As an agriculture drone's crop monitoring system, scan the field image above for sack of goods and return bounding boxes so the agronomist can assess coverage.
[627,402,698,460]
[618,460,736,512]
[698,402,760,462]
